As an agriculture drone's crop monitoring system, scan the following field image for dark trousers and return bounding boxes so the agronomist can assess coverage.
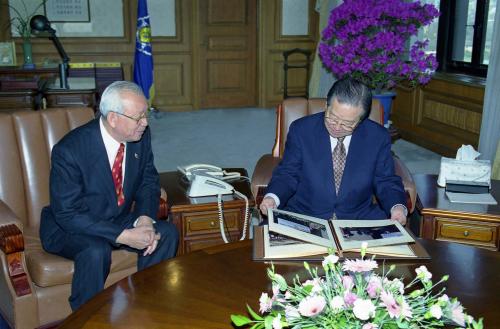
[56,221,179,310]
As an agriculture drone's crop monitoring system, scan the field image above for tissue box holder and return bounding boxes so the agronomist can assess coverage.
[437,157,491,188]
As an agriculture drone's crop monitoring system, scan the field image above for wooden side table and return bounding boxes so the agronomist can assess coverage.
[415,174,500,250]
[159,169,255,255]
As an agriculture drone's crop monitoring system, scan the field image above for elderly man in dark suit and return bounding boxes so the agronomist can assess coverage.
[40,81,178,310]
[260,78,407,224]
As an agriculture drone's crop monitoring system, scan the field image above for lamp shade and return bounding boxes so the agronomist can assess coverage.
[30,15,55,34]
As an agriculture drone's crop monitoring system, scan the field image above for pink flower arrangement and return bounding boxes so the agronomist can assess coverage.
[319,0,440,92]
[232,244,484,329]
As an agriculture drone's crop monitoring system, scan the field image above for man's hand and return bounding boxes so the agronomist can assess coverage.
[259,196,277,215]
[116,225,159,251]
[390,205,407,225]
[136,215,155,228]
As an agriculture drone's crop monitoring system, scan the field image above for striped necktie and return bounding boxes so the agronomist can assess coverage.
[112,143,125,206]
[332,137,346,194]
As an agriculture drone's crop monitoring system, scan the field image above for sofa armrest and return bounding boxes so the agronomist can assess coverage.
[393,156,416,214]
[251,154,282,205]
[0,200,23,233]
[0,201,32,298]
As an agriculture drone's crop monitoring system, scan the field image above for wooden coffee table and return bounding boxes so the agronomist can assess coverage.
[415,174,500,250]
[58,239,500,328]
[159,168,254,255]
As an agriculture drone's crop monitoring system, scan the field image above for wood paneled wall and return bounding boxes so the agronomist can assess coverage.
[392,74,485,157]
[2,0,319,110]
[258,0,318,108]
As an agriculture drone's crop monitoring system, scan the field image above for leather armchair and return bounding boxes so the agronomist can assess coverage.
[251,97,416,215]
[0,108,167,329]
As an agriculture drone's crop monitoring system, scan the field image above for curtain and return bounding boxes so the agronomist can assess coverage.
[478,5,500,163]
[308,0,341,98]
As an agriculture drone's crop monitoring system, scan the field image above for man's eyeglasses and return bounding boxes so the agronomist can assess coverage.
[111,111,150,124]
[324,111,359,132]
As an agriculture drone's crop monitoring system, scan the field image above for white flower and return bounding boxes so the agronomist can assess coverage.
[362,324,379,329]
[284,305,300,321]
[329,295,345,313]
[430,304,442,319]
[272,313,282,329]
[352,299,376,320]
[322,254,339,268]
[361,241,368,250]
[391,278,405,294]
[438,294,449,303]
[415,265,432,282]
[259,293,272,313]
[298,295,327,317]
[303,278,323,293]
[284,290,293,299]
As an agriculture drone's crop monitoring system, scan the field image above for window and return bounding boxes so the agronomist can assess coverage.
[435,0,497,76]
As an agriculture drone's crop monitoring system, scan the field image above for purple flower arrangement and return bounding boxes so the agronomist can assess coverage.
[319,0,440,92]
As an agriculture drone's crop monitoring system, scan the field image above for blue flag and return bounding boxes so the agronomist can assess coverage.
[133,0,154,105]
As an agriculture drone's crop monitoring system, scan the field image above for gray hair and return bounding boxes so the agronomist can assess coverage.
[326,78,372,120]
[99,81,146,117]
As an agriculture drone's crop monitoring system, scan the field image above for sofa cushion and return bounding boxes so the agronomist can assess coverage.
[24,228,137,288]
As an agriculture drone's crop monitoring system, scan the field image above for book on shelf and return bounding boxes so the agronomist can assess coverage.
[253,209,430,261]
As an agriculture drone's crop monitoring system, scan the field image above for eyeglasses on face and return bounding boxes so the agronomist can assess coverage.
[110,110,150,124]
[324,111,359,131]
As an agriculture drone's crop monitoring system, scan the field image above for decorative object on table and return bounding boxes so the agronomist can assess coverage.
[318,0,440,127]
[30,14,70,89]
[232,243,484,329]
[4,0,46,69]
[437,145,491,188]
[44,0,90,22]
[0,41,17,66]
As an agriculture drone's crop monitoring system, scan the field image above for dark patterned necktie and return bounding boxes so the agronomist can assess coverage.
[332,137,346,194]
[112,143,125,206]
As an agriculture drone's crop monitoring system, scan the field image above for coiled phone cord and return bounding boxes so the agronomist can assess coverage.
[217,191,249,243]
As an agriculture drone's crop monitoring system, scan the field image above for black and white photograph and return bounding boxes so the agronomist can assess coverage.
[267,209,334,248]
[340,224,403,242]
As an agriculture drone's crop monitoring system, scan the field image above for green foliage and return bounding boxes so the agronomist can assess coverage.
[3,0,46,40]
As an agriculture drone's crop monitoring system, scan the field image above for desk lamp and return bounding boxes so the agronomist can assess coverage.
[30,15,70,89]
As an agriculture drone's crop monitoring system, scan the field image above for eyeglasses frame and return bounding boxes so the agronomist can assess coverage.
[324,107,360,132]
[110,110,150,124]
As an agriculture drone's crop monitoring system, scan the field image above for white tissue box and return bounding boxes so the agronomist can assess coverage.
[437,157,491,187]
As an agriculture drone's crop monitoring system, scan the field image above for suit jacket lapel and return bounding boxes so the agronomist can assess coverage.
[316,115,337,199]
[88,119,116,203]
[123,141,139,203]
[339,121,367,197]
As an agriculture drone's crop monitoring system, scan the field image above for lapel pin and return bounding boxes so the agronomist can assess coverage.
[134,153,139,159]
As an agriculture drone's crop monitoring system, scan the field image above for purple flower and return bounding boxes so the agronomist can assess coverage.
[319,0,440,90]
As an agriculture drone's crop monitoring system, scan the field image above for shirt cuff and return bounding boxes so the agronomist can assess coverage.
[390,204,408,217]
[133,217,157,227]
[264,193,280,207]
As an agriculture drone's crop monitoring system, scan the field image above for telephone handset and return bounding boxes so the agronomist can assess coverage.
[187,174,233,197]
[178,163,241,180]
[184,171,249,244]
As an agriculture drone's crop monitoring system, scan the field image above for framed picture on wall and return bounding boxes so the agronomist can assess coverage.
[44,0,90,22]
[0,42,16,66]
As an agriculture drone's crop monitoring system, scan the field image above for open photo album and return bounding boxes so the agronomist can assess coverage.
[254,209,429,261]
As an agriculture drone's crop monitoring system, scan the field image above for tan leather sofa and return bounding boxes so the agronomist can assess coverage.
[251,97,417,215]
[0,108,140,329]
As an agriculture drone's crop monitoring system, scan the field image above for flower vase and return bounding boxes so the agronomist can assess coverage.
[373,92,396,128]
[22,39,35,69]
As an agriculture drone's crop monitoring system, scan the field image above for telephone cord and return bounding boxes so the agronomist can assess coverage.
[217,191,249,243]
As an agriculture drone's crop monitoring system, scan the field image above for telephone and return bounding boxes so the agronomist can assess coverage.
[177,163,241,180]
[187,174,234,197]
[179,167,249,244]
